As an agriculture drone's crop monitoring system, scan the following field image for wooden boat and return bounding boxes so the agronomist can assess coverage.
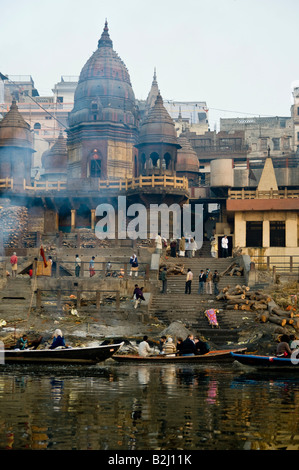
[0,342,124,365]
[231,352,299,370]
[112,348,247,364]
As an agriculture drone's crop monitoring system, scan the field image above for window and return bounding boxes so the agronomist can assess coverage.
[246,221,262,247]
[270,221,285,247]
[272,138,280,150]
[260,138,267,150]
[34,123,41,130]
[90,159,101,178]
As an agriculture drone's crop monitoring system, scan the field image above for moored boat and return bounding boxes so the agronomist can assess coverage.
[231,352,299,370]
[0,342,124,365]
[112,348,247,363]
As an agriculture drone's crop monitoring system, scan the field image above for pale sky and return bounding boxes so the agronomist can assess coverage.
[1,0,299,130]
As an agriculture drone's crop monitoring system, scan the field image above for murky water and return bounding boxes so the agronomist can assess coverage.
[0,361,299,451]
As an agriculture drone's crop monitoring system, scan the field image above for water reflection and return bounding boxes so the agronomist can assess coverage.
[0,363,299,450]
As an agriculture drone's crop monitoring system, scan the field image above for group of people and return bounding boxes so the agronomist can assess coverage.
[185,268,220,296]
[15,329,66,351]
[138,333,210,357]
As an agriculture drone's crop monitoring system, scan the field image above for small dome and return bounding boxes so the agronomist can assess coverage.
[138,92,178,146]
[69,21,138,128]
[42,131,67,173]
[176,136,199,173]
[0,100,33,149]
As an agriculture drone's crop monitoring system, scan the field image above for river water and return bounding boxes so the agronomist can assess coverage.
[0,360,299,452]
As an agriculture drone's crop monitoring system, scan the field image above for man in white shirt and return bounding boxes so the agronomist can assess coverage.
[155,234,162,254]
[138,336,152,357]
[221,235,229,258]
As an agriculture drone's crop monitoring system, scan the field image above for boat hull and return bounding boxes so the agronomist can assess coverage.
[231,352,299,370]
[0,343,124,365]
[112,348,247,363]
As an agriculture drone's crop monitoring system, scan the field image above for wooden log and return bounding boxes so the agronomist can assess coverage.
[225,293,246,300]
[251,302,268,310]
[269,316,287,327]
[260,312,270,323]
[272,307,293,318]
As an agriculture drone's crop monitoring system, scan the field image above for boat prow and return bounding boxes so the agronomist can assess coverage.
[231,352,299,370]
[0,341,124,365]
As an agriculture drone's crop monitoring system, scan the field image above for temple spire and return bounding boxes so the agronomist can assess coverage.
[98,19,113,48]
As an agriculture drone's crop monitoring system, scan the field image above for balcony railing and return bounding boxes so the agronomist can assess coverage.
[20,175,189,192]
[228,188,299,200]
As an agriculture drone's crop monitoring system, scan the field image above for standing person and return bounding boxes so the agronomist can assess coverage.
[191,238,197,257]
[89,256,96,277]
[198,270,206,294]
[210,237,218,258]
[185,237,191,258]
[213,270,220,296]
[138,335,152,357]
[10,252,18,278]
[179,236,185,257]
[170,239,177,258]
[75,254,81,277]
[205,268,213,295]
[160,267,167,294]
[221,235,229,258]
[185,268,193,294]
[129,253,139,277]
[155,233,162,254]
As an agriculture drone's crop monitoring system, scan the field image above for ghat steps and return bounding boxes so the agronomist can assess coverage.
[149,256,255,346]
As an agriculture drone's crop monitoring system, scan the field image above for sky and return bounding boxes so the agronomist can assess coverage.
[1,0,299,130]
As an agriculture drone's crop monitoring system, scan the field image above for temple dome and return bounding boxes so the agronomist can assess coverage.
[0,100,33,149]
[138,92,179,146]
[68,21,138,128]
[176,136,199,173]
[42,130,67,174]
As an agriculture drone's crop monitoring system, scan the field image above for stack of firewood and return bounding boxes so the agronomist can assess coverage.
[217,284,299,331]
[159,262,186,276]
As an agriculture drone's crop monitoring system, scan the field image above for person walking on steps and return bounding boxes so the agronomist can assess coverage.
[198,269,206,294]
[185,268,193,294]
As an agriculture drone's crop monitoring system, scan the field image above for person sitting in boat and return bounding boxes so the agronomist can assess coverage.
[138,336,152,357]
[176,337,184,355]
[15,334,28,350]
[49,329,66,349]
[276,334,292,358]
[158,336,167,353]
[180,334,197,356]
[162,337,176,356]
[194,336,210,355]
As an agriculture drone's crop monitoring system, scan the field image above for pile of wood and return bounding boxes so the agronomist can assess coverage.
[220,261,244,277]
[79,231,110,249]
[159,262,186,276]
[217,284,299,331]
[0,206,28,248]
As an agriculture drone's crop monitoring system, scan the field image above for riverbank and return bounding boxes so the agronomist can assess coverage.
[0,274,298,355]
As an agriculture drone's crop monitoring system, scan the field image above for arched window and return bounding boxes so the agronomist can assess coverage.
[34,122,41,130]
[90,150,102,178]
